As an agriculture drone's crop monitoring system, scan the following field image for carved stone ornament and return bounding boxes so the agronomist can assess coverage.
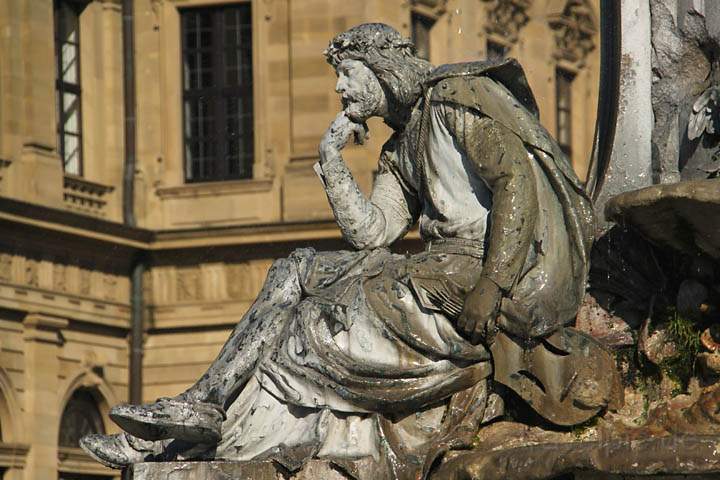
[689,84,720,141]
[0,254,12,282]
[80,269,91,296]
[103,275,117,301]
[548,0,597,65]
[53,263,68,292]
[481,0,531,43]
[24,259,38,287]
[176,268,200,301]
[410,0,448,10]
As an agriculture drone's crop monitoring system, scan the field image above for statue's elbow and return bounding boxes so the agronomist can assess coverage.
[344,230,389,250]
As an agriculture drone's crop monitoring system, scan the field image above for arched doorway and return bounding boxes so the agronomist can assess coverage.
[58,389,105,449]
[58,388,113,480]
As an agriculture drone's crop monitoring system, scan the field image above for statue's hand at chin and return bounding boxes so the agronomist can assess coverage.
[319,112,369,161]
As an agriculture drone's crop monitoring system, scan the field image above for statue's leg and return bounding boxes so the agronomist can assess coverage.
[108,256,304,444]
[179,256,303,405]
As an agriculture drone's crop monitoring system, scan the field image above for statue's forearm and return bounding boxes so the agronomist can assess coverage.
[319,151,388,250]
[481,176,537,292]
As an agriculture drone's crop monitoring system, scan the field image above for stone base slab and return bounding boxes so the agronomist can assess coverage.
[125,460,352,480]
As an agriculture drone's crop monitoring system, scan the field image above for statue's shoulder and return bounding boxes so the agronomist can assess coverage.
[425,59,585,194]
[425,59,539,118]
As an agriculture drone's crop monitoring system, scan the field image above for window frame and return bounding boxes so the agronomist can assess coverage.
[180,4,254,184]
[54,0,87,177]
[411,12,434,61]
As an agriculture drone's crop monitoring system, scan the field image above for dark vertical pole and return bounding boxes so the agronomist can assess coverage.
[129,260,144,404]
[122,0,143,405]
[585,0,621,198]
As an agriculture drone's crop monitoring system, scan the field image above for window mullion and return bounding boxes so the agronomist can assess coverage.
[214,9,228,181]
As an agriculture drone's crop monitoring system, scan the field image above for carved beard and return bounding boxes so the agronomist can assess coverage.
[342,90,383,123]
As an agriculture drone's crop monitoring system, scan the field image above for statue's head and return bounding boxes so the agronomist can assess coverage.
[325,23,432,127]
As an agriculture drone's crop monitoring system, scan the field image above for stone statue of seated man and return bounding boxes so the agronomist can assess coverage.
[81,23,619,479]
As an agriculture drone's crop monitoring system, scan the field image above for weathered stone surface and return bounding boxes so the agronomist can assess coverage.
[432,436,720,480]
[639,323,678,365]
[605,179,720,259]
[127,460,352,480]
[575,294,636,347]
[651,0,720,183]
[698,352,720,375]
[591,1,653,231]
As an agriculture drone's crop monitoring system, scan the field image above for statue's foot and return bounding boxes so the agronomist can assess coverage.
[80,433,155,469]
[109,398,224,443]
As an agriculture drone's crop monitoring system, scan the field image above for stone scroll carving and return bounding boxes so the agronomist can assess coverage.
[481,0,531,43]
[549,0,597,65]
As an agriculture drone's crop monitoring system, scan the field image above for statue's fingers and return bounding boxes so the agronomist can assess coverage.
[456,312,468,332]
[470,321,485,345]
[462,314,477,340]
[352,121,368,145]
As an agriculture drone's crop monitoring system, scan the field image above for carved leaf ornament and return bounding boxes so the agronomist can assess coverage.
[481,0,531,43]
[688,85,720,141]
[549,0,597,65]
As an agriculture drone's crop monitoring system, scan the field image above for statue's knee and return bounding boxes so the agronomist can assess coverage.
[265,258,302,301]
[288,247,315,281]
[268,258,297,282]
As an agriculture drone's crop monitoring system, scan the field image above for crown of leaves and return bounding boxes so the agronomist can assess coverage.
[324,23,414,66]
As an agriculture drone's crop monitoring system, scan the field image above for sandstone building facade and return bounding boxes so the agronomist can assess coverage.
[0,0,599,478]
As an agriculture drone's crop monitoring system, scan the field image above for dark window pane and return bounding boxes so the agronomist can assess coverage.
[181,4,253,182]
[58,389,105,448]
[556,68,575,158]
[486,40,507,61]
[411,13,433,61]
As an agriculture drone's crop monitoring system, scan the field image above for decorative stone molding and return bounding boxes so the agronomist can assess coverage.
[23,312,68,345]
[549,0,598,66]
[150,260,272,306]
[0,442,30,469]
[24,259,39,287]
[410,0,448,12]
[409,0,449,22]
[0,254,11,282]
[0,252,126,303]
[63,175,115,217]
[58,447,116,477]
[226,261,271,301]
[155,178,274,199]
[176,268,201,302]
[481,0,531,44]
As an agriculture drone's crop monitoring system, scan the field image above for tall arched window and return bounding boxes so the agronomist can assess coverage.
[58,389,105,448]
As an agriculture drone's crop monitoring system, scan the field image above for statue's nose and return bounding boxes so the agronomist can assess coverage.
[335,77,346,94]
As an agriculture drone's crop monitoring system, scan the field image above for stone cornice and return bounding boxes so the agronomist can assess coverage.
[156,178,274,199]
[0,442,30,468]
[0,196,348,251]
[58,446,117,476]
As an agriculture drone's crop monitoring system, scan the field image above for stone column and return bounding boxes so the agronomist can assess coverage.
[22,313,68,480]
[591,1,653,232]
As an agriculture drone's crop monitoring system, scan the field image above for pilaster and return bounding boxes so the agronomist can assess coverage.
[22,312,68,480]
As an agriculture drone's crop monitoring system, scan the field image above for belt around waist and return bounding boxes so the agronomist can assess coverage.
[424,237,485,259]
